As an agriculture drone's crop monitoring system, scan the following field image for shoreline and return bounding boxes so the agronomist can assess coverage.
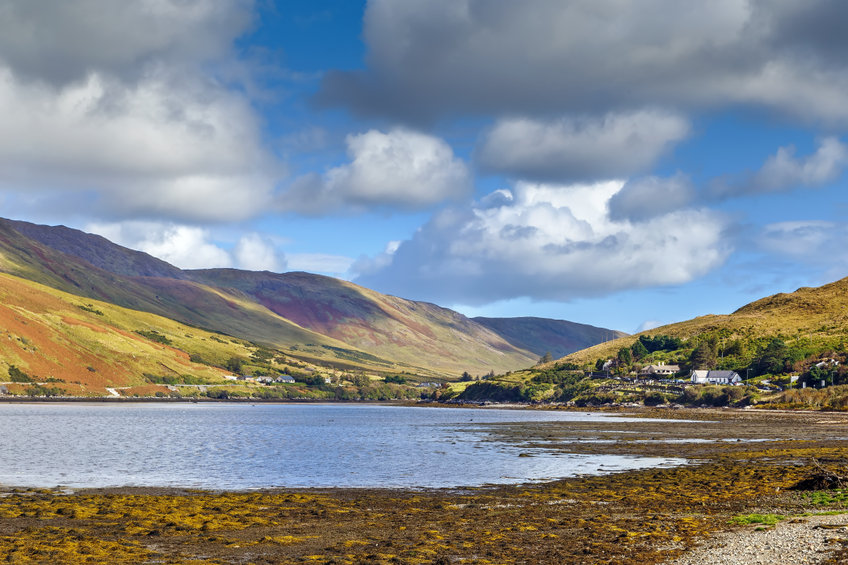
[2,409,848,563]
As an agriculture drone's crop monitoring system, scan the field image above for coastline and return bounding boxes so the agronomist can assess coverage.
[2,409,848,563]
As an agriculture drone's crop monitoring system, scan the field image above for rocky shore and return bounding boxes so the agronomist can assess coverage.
[1,408,847,564]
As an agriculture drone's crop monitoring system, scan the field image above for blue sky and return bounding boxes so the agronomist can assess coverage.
[1,1,848,334]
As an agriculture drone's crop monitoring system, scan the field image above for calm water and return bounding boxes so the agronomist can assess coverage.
[0,403,684,489]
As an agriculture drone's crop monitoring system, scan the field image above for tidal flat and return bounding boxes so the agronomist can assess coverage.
[2,408,848,564]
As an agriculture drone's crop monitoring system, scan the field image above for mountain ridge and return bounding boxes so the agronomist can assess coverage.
[0,218,622,378]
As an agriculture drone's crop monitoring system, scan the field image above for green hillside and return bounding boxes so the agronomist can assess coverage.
[439,277,848,408]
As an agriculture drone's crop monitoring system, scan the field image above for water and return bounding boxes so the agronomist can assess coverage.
[0,403,684,490]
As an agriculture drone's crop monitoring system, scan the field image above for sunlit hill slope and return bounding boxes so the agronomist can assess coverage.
[0,218,623,385]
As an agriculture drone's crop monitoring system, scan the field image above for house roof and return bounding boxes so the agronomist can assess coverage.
[691,370,740,379]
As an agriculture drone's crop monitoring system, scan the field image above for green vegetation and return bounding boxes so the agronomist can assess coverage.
[133,329,172,346]
[800,490,848,506]
[7,365,32,383]
[384,374,407,384]
[144,374,216,386]
[77,304,103,316]
[24,384,63,397]
[443,275,848,407]
[728,513,785,527]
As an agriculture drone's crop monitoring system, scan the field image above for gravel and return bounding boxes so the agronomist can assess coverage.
[667,513,848,565]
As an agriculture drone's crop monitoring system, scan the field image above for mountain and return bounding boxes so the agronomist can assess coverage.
[0,218,625,377]
[0,217,624,378]
[186,268,532,374]
[0,272,232,396]
[0,219,345,360]
[473,316,627,359]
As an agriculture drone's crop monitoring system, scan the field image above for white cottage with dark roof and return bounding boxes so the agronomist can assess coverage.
[690,370,742,385]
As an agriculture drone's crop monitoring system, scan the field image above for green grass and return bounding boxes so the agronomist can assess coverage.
[800,490,848,506]
[729,513,785,527]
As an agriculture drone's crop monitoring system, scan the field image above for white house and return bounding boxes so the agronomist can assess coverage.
[277,374,295,384]
[690,370,742,385]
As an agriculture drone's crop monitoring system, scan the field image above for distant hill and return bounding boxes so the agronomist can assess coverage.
[560,277,848,367]
[473,316,627,359]
[437,277,848,406]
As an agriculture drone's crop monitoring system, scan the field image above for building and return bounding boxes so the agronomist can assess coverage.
[639,363,680,377]
[278,374,295,384]
[690,370,742,385]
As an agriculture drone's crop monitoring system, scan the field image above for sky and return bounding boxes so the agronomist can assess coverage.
[1,0,848,334]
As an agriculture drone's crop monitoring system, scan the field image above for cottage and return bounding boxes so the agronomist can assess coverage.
[690,370,742,385]
[639,363,680,377]
[277,374,295,384]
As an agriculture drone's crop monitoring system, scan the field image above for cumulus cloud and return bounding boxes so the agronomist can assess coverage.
[87,221,294,272]
[608,173,696,222]
[233,233,286,272]
[320,0,848,125]
[354,181,730,304]
[87,222,233,270]
[711,137,848,198]
[280,128,471,214]
[0,0,281,223]
[476,111,690,182]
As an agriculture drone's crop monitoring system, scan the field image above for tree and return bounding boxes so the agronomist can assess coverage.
[630,340,649,360]
[460,371,473,382]
[689,337,718,369]
[617,347,632,367]
[538,352,553,365]
[225,357,243,375]
[755,338,788,376]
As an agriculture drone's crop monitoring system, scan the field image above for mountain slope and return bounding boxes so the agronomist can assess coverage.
[0,219,535,374]
[0,218,621,377]
[559,277,848,367]
[473,316,627,359]
[0,272,231,395]
[0,219,345,357]
[187,269,537,375]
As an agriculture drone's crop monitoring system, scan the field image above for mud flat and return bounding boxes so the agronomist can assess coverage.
[2,408,848,564]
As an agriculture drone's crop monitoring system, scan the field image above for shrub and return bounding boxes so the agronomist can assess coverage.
[7,365,32,383]
[134,330,172,346]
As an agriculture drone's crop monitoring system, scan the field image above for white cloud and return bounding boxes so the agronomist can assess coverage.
[355,181,730,304]
[86,221,232,270]
[711,137,848,198]
[608,173,696,221]
[321,0,848,125]
[281,128,471,214]
[759,221,844,260]
[233,233,286,272]
[0,1,281,223]
[476,111,690,182]
[752,137,848,192]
